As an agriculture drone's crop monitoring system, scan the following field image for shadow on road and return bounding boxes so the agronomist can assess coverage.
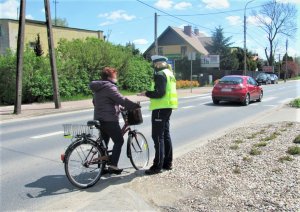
[25,175,76,198]
[24,168,145,198]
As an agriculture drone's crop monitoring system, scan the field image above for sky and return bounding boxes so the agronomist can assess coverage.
[1,0,300,61]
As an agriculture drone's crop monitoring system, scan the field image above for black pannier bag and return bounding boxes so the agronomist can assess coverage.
[127,108,143,125]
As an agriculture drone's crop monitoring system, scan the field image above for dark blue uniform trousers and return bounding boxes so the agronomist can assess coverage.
[151,108,173,169]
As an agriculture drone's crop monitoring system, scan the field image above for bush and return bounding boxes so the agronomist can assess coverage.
[0,38,153,104]
[0,49,16,105]
[118,56,152,91]
[22,49,53,102]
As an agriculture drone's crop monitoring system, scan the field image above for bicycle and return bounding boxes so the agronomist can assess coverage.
[61,109,149,189]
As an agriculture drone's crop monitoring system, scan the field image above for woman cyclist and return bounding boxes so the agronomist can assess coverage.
[89,67,140,174]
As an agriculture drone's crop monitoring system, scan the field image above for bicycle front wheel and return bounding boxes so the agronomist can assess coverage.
[64,140,104,189]
[127,132,149,170]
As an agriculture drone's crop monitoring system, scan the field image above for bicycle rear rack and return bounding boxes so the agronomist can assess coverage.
[63,124,93,138]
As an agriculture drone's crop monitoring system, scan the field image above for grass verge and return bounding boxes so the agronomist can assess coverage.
[289,98,300,108]
[293,134,300,144]
[287,146,300,155]
[278,155,294,163]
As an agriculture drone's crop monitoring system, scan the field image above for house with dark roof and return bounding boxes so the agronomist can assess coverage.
[143,25,212,60]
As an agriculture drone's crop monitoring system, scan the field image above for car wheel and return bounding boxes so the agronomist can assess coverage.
[257,91,263,102]
[213,99,220,104]
[242,94,250,106]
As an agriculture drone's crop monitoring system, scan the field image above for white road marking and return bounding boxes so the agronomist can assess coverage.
[199,101,213,105]
[262,97,277,102]
[31,131,64,139]
[182,94,210,99]
[182,106,195,109]
[31,114,152,139]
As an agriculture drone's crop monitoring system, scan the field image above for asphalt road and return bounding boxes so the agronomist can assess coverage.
[0,81,299,211]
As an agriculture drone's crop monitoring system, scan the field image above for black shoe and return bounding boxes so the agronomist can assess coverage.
[145,166,162,175]
[163,165,173,170]
[108,167,123,175]
[101,168,109,175]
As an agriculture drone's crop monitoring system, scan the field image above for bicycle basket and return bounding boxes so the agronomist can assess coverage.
[63,124,93,138]
[127,108,143,125]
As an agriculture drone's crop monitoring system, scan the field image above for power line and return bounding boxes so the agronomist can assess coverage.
[135,0,265,36]
[160,5,263,17]
[247,32,264,48]
[136,0,212,31]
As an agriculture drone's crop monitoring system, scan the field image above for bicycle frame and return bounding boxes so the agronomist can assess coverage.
[62,109,149,188]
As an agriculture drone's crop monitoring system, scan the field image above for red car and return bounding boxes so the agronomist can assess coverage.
[212,75,263,106]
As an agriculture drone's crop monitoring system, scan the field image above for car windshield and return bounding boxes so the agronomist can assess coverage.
[219,77,243,84]
[270,74,277,78]
[257,74,266,78]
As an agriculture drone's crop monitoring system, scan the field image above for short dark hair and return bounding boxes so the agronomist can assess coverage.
[101,67,117,80]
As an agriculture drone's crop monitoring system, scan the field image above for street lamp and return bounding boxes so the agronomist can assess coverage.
[244,0,255,76]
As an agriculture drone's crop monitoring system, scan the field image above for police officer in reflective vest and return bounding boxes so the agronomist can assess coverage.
[139,55,178,175]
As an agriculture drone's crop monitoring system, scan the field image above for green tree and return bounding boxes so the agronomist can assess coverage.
[52,17,68,27]
[206,26,238,70]
[233,47,258,71]
[125,42,141,56]
[34,33,44,57]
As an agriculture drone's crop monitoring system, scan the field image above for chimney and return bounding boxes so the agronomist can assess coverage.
[194,28,199,36]
[184,25,192,36]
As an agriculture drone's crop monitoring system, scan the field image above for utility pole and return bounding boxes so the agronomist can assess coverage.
[154,12,158,55]
[284,39,288,83]
[188,52,196,93]
[14,0,26,114]
[53,0,58,25]
[243,0,255,76]
[45,0,61,108]
[278,54,281,80]
[190,58,193,93]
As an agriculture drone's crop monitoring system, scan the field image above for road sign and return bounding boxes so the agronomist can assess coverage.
[188,52,196,61]
[201,55,220,68]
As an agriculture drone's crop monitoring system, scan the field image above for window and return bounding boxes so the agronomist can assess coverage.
[248,77,257,85]
[220,76,243,84]
[0,25,2,37]
[158,47,163,55]
[181,46,187,57]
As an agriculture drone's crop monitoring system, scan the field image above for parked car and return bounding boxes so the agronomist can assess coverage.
[256,73,271,85]
[212,75,263,106]
[269,74,278,84]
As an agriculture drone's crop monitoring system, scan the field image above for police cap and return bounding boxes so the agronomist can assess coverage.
[151,55,168,63]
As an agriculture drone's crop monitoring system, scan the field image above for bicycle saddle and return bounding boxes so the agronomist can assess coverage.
[87,120,100,128]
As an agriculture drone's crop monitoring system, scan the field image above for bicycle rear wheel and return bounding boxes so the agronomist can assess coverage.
[64,140,104,188]
[127,132,149,170]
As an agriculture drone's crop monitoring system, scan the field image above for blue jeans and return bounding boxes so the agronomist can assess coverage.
[151,108,173,169]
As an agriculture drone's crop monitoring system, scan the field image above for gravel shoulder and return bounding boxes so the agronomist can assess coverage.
[126,121,300,211]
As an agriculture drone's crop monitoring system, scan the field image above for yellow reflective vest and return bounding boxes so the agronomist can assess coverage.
[149,69,178,110]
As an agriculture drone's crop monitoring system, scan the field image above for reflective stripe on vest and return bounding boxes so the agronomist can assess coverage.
[150,69,178,110]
